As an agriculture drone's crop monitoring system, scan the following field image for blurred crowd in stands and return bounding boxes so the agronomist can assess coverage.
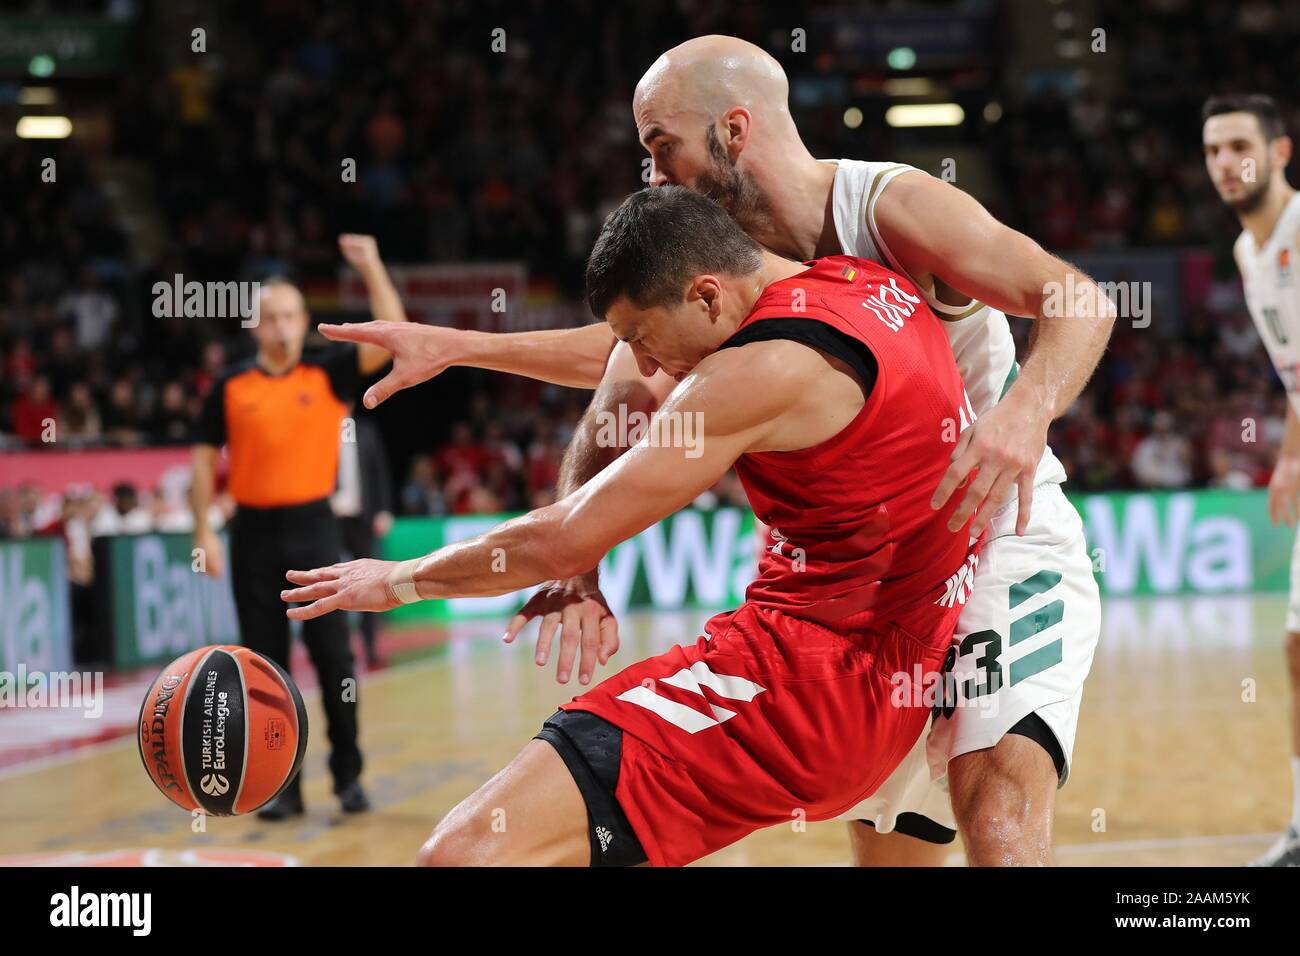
[3,0,1300,541]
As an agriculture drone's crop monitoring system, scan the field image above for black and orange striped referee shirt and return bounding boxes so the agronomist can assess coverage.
[195,346,359,508]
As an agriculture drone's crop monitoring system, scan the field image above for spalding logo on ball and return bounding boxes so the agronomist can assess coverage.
[138,645,308,816]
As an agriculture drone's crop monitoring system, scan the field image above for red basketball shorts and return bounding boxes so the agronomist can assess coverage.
[557,602,953,866]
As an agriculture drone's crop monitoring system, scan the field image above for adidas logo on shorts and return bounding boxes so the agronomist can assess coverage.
[596,826,614,853]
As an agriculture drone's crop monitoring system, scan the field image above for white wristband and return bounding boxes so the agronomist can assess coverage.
[386,560,423,605]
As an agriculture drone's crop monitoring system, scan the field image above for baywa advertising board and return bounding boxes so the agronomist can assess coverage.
[10,489,1289,656]
[380,489,1295,623]
[383,509,762,623]
[0,537,72,672]
[98,533,239,668]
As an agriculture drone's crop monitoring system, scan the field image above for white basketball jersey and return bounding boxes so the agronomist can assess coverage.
[1235,191,1300,417]
[828,158,1067,490]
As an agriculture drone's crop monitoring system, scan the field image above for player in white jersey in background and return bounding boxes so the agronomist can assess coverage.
[326,35,1113,866]
[1204,93,1300,867]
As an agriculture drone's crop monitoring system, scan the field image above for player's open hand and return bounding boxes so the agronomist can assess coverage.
[317,321,458,409]
[503,573,619,686]
[281,559,401,620]
[931,394,1049,537]
[1268,454,1300,527]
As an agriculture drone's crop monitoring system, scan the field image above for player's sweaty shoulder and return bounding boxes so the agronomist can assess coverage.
[1233,228,1250,261]
[860,169,946,283]
[681,339,805,407]
[869,166,936,228]
[661,340,812,435]
[684,339,864,452]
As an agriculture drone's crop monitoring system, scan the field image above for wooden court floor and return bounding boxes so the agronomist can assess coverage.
[0,595,1293,866]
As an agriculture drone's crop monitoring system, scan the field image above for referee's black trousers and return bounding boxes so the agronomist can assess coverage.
[338,514,378,662]
[229,498,363,795]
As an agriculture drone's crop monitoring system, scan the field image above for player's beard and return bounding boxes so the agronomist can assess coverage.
[1222,159,1273,215]
[694,124,774,235]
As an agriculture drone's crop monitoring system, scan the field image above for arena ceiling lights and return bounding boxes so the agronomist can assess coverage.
[16,114,71,138]
[884,103,965,128]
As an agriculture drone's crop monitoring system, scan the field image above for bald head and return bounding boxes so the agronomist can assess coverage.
[633,36,815,237]
[635,35,792,127]
[259,277,306,313]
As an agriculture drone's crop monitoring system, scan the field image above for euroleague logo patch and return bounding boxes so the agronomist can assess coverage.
[265,718,286,750]
[200,773,230,796]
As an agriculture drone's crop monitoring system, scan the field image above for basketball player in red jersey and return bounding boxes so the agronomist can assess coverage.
[318,36,1113,866]
[280,186,981,865]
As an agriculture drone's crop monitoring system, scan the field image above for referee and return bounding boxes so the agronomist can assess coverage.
[191,241,404,819]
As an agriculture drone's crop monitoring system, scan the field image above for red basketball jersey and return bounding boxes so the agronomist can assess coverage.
[727,255,978,631]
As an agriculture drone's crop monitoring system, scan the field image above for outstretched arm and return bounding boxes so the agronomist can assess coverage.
[501,340,677,683]
[876,172,1117,535]
[315,316,671,683]
[280,349,787,620]
[318,321,618,408]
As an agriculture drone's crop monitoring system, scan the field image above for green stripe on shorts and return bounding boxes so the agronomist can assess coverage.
[1011,638,1064,686]
[1009,568,1061,609]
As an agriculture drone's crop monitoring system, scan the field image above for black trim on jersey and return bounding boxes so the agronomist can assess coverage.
[718,318,878,398]
[192,360,248,447]
[1005,710,1067,783]
[534,709,648,867]
[856,812,957,845]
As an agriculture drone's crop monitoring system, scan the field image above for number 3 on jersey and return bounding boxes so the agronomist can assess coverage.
[933,569,1066,720]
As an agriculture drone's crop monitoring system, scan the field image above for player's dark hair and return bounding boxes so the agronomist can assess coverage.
[585,186,763,318]
[1202,94,1287,141]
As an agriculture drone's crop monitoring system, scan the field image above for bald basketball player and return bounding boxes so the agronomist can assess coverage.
[322,37,1112,866]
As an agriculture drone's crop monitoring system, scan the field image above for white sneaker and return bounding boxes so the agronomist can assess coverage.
[1248,825,1300,866]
